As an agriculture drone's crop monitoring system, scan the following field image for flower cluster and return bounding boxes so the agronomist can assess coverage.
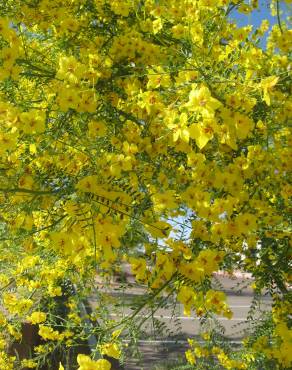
[0,0,290,368]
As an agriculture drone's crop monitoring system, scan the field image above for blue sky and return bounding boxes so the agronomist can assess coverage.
[232,1,277,29]
[230,0,290,46]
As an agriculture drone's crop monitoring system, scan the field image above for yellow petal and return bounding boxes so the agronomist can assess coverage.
[189,124,210,149]
[173,130,180,142]
[189,123,200,140]
[145,220,171,238]
[261,75,279,89]
[196,133,210,150]
[29,143,37,154]
[181,128,190,143]
[179,112,188,124]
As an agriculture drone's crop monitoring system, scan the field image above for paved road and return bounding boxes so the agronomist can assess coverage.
[90,272,272,369]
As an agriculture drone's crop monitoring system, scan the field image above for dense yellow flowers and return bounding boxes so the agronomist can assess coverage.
[0,0,290,368]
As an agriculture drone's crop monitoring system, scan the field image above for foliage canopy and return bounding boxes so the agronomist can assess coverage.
[0,0,291,369]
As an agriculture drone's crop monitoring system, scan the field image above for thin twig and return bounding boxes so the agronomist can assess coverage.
[276,0,283,34]
[0,187,58,195]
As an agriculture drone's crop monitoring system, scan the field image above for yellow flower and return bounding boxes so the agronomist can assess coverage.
[3,293,33,315]
[200,0,219,8]
[144,220,171,238]
[21,359,37,368]
[111,329,122,340]
[50,231,73,254]
[129,257,148,281]
[179,261,205,284]
[187,152,206,167]
[0,131,18,153]
[38,325,61,341]
[18,175,34,189]
[260,76,279,106]
[186,86,221,118]
[167,112,190,143]
[88,120,107,138]
[56,56,84,84]
[110,1,132,17]
[60,17,80,34]
[20,111,46,134]
[77,354,111,370]
[235,213,257,235]
[57,87,80,111]
[76,175,100,193]
[185,349,196,365]
[196,249,224,275]
[177,286,195,316]
[28,311,47,325]
[172,24,187,38]
[189,118,218,149]
[205,290,228,314]
[1,46,18,65]
[79,91,98,113]
[152,18,163,34]
[147,67,170,89]
[234,113,254,140]
[0,18,11,39]
[100,342,121,359]
[151,190,178,213]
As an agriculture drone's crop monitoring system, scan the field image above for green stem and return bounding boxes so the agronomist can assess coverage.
[276,0,283,34]
[90,196,169,234]
[107,273,177,331]
[0,187,58,195]
[0,215,67,242]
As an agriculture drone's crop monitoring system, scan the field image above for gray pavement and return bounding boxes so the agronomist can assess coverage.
[90,272,272,369]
